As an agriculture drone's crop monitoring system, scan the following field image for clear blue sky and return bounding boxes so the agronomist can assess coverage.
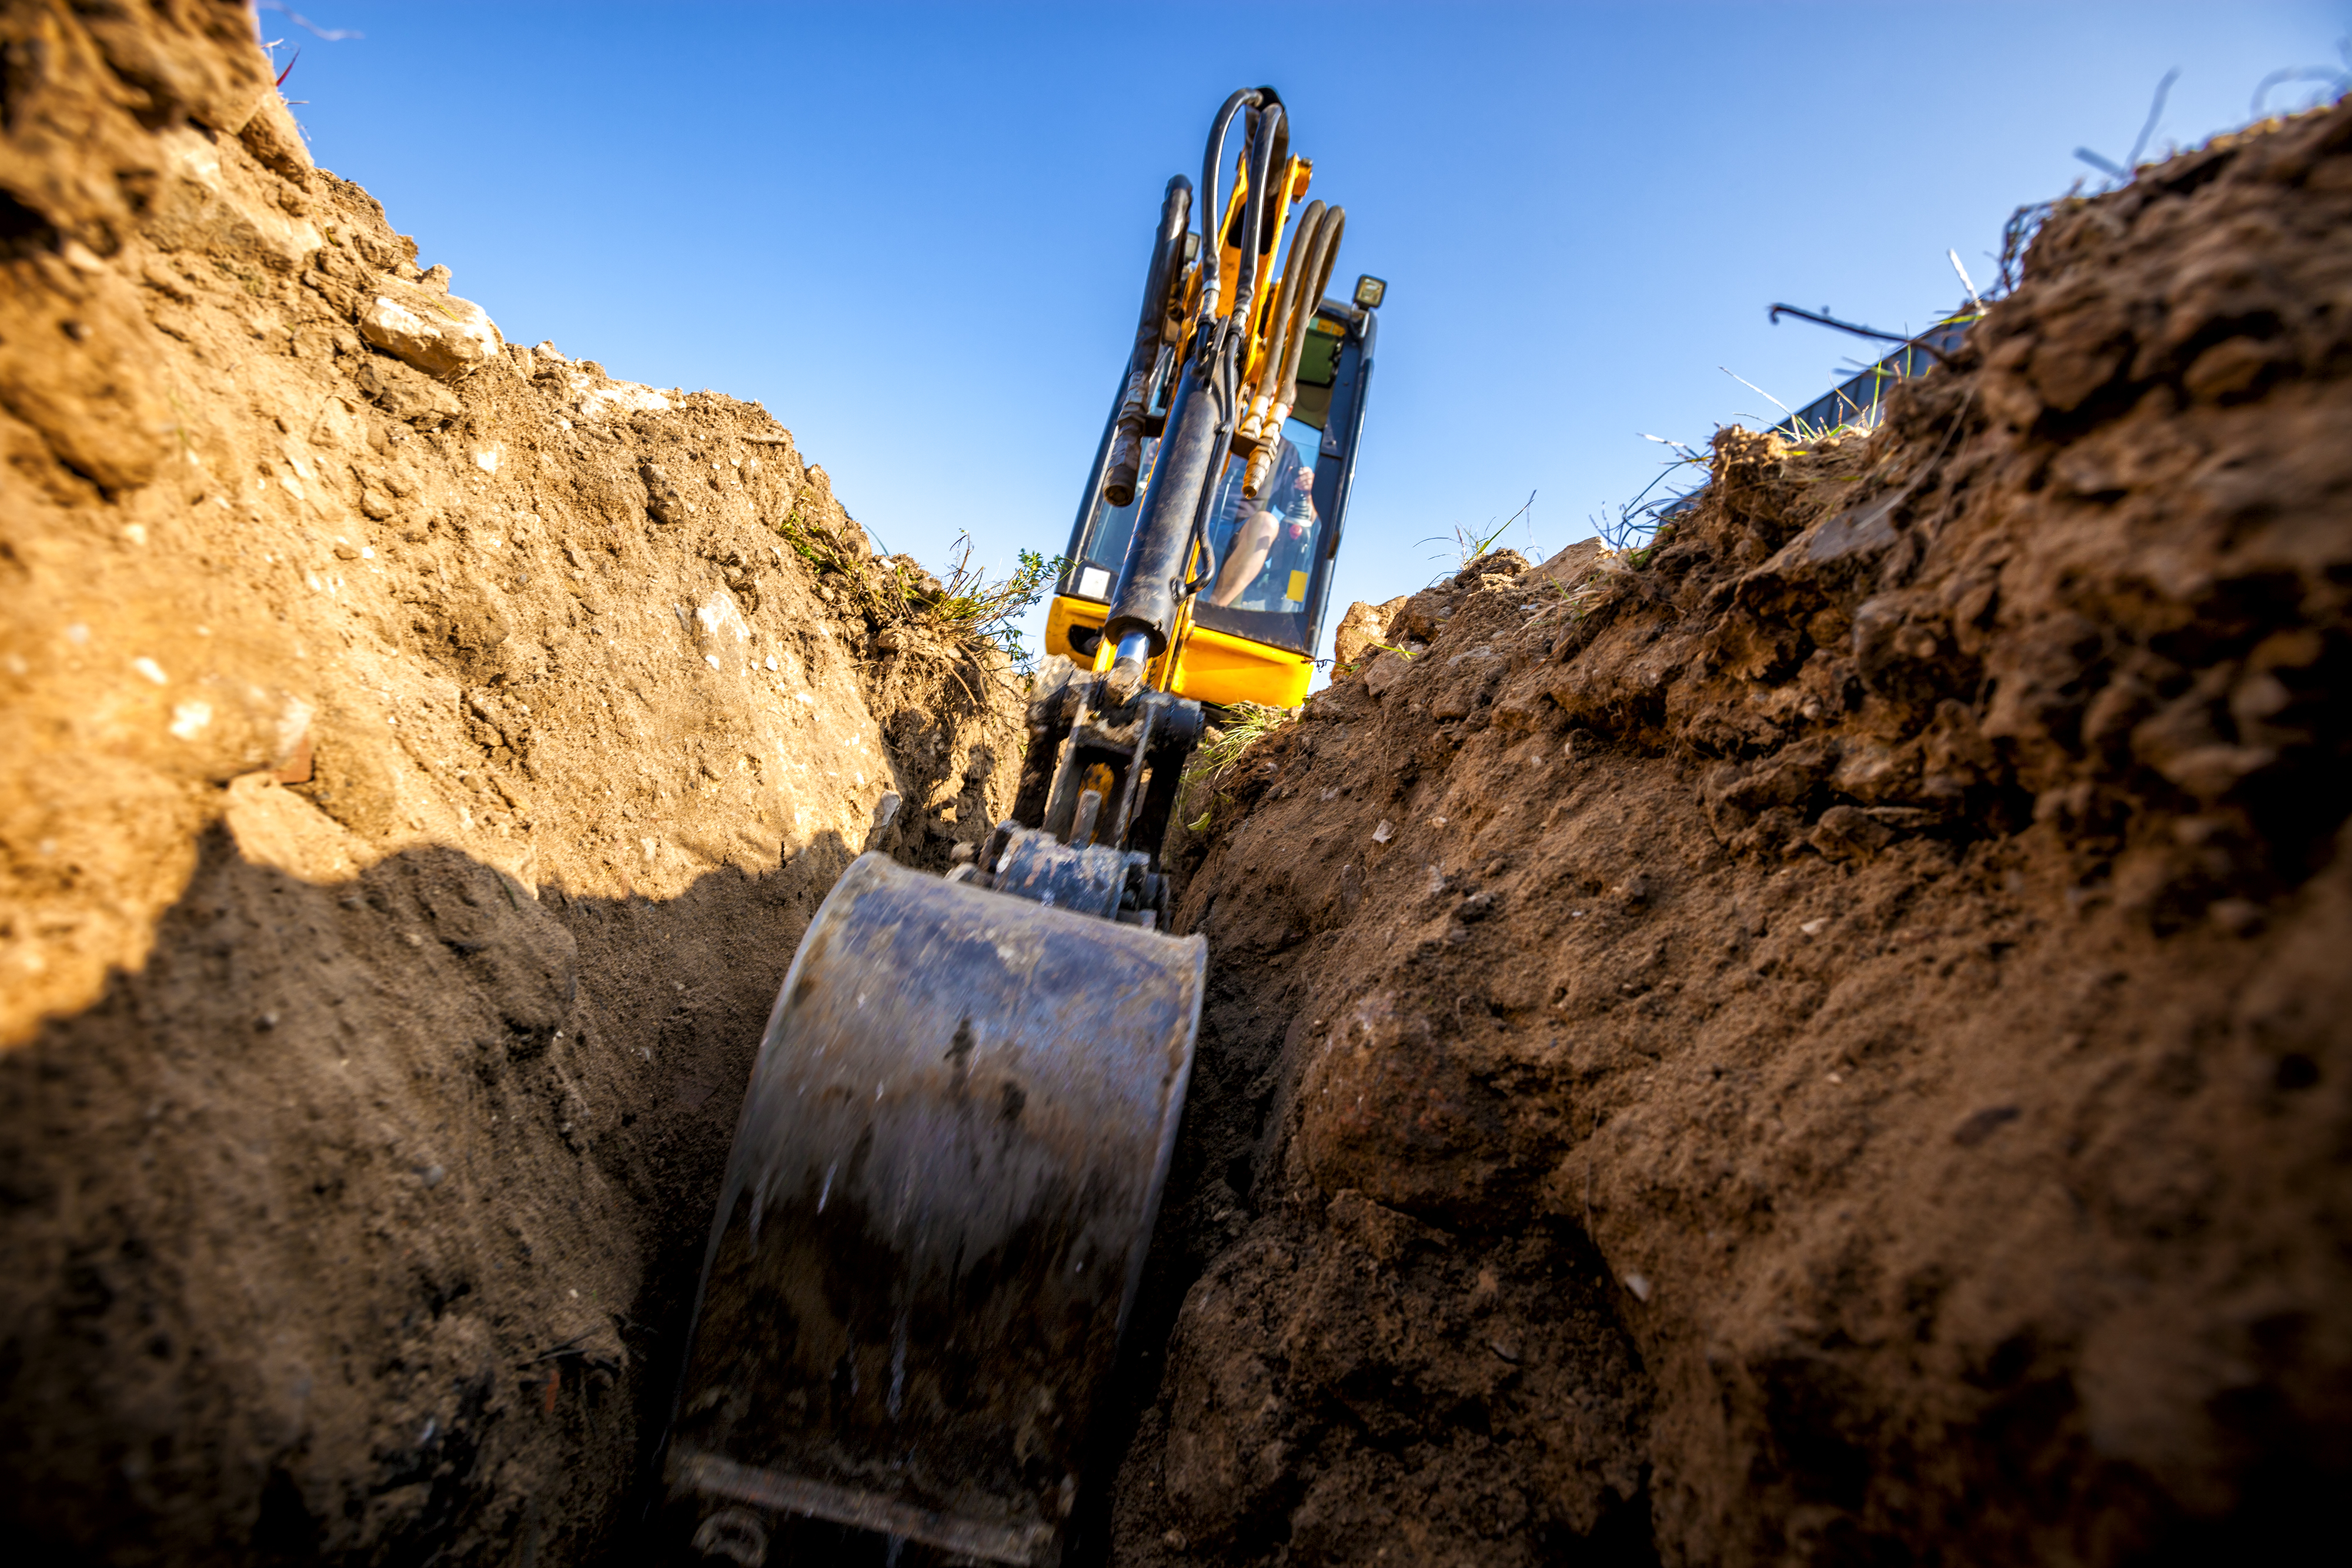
[270,1,2350,666]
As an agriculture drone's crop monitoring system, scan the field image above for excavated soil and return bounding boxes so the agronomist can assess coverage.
[1108,101,2352,1567]
[9,8,2352,1568]
[1,6,1021,1563]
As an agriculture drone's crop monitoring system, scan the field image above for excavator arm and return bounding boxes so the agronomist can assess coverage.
[1048,88,1375,712]
[658,89,1361,1566]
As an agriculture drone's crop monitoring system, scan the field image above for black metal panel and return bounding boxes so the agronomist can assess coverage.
[1305,313,1374,656]
[1636,309,1978,535]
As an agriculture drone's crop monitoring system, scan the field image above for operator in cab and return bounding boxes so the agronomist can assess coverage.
[1208,436,1318,611]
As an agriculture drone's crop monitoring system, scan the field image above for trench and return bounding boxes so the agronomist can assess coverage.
[6,11,2351,1566]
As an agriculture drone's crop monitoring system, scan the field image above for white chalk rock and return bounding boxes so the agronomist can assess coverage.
[357,282,503,377]
[569,369,670,422]
[694,589,752,665]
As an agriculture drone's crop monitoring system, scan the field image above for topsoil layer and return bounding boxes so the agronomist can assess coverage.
[1105,98,2352,1568]
[1,5,1021,1563]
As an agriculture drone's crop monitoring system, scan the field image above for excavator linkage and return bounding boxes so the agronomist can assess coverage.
[661,84,1361,1564]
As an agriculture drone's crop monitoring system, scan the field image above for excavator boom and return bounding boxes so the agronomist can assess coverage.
[660,87,1372,1564]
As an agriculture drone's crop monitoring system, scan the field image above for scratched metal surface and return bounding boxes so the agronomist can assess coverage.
[667,852,1205,1557]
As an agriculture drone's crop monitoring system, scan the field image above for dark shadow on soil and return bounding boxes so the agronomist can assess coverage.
[0,819,867,1567]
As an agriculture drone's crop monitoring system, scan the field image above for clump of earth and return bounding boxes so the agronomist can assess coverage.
[1,8,1019,1563]
[1108,96,2352,1568]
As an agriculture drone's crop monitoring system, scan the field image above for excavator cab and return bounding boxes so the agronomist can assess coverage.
[660,87,1368,1566]
[1048,292,1377,710]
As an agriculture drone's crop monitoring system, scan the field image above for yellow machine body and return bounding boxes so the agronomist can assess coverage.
[1044,593,1314,709]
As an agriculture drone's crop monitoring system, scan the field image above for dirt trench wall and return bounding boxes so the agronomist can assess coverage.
[1110,103,2352,1566]
[0,4,1024,1562]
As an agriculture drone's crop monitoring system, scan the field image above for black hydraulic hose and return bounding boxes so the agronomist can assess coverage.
[1104,176,1194,506]
[1194,87,1281,362]
[1229,99,1286,332]
[1182,338,1241,568]
[1252,93,1292,256]
[1192,89,1255,360]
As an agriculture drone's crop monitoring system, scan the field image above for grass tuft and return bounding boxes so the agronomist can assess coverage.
[1420,491,1536,573]
[1178,702,1297,833]
[908,535,1065,670]
[1188,703,1293,776]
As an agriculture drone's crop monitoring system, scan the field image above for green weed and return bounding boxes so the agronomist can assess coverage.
[1178,702,1297,833]
[1420,490,1536,571]
[910,534,1066,670]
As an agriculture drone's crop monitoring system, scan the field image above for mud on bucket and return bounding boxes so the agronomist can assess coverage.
[660,851,1205,1564]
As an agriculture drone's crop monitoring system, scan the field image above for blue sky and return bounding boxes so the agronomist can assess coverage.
[269,1,2350,666]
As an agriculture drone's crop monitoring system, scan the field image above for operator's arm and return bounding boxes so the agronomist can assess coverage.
[1210,509,1278,607]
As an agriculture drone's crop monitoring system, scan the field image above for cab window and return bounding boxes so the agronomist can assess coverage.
[1199,416,1325,618]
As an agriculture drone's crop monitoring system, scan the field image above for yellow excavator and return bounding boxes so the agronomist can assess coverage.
[657,88,1378,1566]
[1044,101,1380,711]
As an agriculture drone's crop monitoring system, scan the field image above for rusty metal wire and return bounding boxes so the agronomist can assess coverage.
[1766,304,1957,370]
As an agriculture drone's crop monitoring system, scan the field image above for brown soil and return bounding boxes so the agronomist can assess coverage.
[9,8,2352,1568]
[1,6,1020,1563]
[1107,101,2352,1567]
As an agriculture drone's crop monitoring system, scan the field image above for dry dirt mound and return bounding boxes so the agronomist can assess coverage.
[1,5,1023,1563]
[1109,102,2352,1566]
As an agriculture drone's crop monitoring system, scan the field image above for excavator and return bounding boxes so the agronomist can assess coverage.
[657,88,1379,1565]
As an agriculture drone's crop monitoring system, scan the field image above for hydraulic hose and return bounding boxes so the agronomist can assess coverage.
[1104,176,1195,507]
[1190,89,1254,362]
[1237,200,1325,476]
[1242,205,1342,499]
[1264,203,1324,379]
[1228,101,1287,339]
[1192,87,1283,365]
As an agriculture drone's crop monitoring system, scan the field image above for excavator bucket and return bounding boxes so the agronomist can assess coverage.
[662,852,1205,1564]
